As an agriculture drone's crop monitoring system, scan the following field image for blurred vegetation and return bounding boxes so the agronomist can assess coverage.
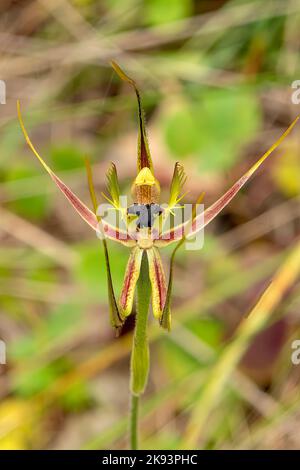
[0,0,300,450]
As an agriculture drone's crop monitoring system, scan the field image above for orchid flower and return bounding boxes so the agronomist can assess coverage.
[17,64,298,409]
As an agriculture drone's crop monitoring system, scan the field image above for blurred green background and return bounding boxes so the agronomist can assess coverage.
[0,0,300,450]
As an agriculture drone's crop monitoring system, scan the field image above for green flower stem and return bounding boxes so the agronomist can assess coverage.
[129,251,151,449]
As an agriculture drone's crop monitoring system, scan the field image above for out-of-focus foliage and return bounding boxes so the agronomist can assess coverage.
[163,86,261,171]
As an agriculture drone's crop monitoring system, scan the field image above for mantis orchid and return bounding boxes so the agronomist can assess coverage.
[17,63,298,447]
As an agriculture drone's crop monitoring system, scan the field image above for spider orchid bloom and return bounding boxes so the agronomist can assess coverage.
[17,64,299,337]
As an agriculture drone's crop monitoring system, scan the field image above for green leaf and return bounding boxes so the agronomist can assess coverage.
[168,162,187,209]
[186,317,224,349]
[6,165,50,220]
[164,105,199,158]
[10,303,82,361]
[130,252,151,395]
[49,144,86,171]
[164,87,262,173]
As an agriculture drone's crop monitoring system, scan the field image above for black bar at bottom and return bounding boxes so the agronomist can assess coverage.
[0,450,299,467]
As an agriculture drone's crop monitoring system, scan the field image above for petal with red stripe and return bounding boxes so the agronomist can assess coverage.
[119,247,143,317]
[17,101,135,246]
[157,116,299,246]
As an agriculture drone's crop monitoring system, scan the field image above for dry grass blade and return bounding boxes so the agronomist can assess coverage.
[182,238,300,449]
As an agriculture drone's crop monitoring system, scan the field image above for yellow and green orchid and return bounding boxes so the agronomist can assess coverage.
[17,63,298,399]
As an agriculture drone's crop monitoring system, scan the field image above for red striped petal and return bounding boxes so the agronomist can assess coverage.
[17,101,136,246]
[157,116,299,246]
[119,247,143,317]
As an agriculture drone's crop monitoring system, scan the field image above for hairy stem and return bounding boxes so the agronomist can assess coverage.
[129,251,151,449]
